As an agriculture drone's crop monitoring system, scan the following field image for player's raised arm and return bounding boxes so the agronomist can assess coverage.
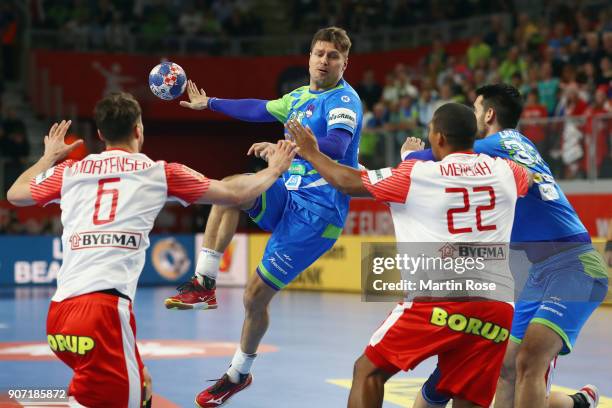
[7,120,82,206]
[287,119,369,197]
[179,79,278,123]
[197,141,296,205]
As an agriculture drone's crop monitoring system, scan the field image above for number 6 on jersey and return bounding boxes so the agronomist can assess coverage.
[93,177,120,225]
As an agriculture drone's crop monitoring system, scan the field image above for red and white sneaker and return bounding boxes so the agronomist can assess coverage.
[195,373,252,407]
[578,384,600,407]
[164,276,217,310]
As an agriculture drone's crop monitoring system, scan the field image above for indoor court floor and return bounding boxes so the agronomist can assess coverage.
[0,286,610,407]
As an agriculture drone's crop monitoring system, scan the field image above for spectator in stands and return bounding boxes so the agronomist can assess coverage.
[555,82,588,117]
[139,2,171,50]
[417,87,436,127]
[548,21,573,57]
[599,56,612,87]
[395,68,419,99]
[499,46,527,82]
[432,82,454,111]
[492,30,511,59]
[427,37,447,65]
[467,35,491,69]
[356,69,382,111]
[577,31,602,66]
[381,73,399,104]
[361,102,388,168]
[521,89,549,149]
[538,62,560,114]
[387,96,419,143]
[364,102,388,133]
[515,12,543,52]
[583,86,612,175]
[179,4,204,36]
[105,11,131,50]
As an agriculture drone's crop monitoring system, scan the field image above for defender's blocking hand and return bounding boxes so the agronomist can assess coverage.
[42,120,82,163]
[247,142,276,162]
[286,119,319,160]
[267,140,297,174]
[401,136,425,157]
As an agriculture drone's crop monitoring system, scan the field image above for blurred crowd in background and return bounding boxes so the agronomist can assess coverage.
[0,0,611,234]
[355,4,612,179]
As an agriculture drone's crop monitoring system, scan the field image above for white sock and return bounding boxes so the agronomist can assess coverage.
[227,348,256,383]
[195,248,222,284]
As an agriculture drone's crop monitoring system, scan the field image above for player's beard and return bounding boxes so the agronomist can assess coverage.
[476,114,488,139]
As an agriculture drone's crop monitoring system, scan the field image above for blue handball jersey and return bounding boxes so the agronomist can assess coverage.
[265,79,362,226]
[408,129,588,242]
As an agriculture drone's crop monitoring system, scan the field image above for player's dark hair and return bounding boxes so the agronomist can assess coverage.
[475,84,523,129]
[94,92,142,143]
[432,103,477,150]
[311,26,351,56]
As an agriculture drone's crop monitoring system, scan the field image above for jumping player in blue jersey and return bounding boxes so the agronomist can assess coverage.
[164,27,362,407]
[405,84,607,408]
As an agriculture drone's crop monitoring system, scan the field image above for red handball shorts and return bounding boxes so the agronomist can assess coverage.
[47,292,145,408]
[365,300,514,407]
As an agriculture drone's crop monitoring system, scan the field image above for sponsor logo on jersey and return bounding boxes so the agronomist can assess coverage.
[69,231,142,250]
[539,183,560,201]
[430,307,509,343]
[341,95,351,103]
[288,110,306,122]
[47,334,95,355]
[328,108,357,130]
[438,243,506,260]
[305,103,315,118]
[367,168,392,185]
[35,167,56,185]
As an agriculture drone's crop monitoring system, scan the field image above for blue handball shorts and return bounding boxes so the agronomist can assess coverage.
[245,178,343,290]
[510,244,608,354]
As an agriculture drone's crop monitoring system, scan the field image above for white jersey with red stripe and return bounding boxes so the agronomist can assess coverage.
[361,152,530,301]
[361,153,529,242]
[30,149,210,302]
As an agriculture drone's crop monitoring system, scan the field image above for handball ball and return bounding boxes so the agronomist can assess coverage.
[149,62,187,100]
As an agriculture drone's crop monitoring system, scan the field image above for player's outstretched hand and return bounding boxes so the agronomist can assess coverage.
[286,119,319,160]
[401,136,425,157]
[179,80,209,110]
[247,142,276,162]
[42,120,82,163]
[267,140,296,174]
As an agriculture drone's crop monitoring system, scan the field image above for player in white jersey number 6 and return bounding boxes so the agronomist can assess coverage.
[7,92,296,408]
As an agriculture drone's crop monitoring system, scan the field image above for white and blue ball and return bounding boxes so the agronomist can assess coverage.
[149,62,187,100]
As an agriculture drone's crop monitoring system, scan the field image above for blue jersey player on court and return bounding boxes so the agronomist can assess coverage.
[164,27,362,407]
[404,85,607,408]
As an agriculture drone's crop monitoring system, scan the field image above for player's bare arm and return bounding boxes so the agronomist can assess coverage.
[287,119,369,197]
[7,120,83,206]
[197,140,296,205]
[179,79,210,110]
